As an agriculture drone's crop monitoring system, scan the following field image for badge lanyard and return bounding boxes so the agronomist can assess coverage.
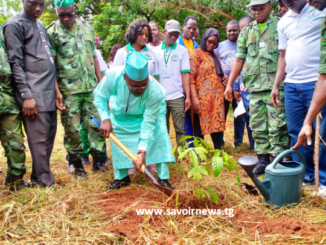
[36,23,54,64]
[164,47,172,67]
[163,47,172,78]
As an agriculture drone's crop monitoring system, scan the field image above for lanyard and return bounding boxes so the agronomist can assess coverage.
[164,47,172,67]
[36,23,54,64]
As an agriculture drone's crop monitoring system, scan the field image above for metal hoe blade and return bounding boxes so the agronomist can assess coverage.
[144,168,173,197]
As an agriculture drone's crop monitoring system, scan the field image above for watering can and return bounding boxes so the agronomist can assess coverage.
[238,149,306,208]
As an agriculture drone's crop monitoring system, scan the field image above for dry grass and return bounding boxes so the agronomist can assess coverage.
[0,111,325,244]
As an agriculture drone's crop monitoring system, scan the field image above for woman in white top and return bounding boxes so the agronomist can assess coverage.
[113,19,159,82]
[148,21,163,57]
[107,43,123,69]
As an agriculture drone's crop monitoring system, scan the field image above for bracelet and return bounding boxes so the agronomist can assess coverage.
[137,150,146,154]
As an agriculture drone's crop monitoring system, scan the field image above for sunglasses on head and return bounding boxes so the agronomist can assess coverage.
[58,13,74,18]
[207,40,218,46]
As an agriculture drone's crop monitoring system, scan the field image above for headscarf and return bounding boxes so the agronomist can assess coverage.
[200,28,224,78]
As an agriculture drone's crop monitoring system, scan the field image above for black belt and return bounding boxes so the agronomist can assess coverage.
[0,74,11,82]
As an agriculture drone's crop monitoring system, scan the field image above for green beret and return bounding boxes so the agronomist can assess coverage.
[54,0,74,7]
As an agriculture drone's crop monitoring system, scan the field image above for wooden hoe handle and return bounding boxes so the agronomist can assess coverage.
[109,133,145,173]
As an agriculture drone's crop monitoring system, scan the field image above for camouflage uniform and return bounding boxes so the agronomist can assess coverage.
[236,16,288,156]
[47,20,105,162]
[0,23,26,176]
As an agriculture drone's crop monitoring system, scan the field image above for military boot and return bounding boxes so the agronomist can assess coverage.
[72,159,87,180]
[92,156,109,173]
[253,154,271,176]
[9,174,31,192]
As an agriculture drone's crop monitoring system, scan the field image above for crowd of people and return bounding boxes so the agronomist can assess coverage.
[0,0,326,197]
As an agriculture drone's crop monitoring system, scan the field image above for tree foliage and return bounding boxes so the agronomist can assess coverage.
[92,0,250,59]
[0,0,22,24]
[40,0,252,58]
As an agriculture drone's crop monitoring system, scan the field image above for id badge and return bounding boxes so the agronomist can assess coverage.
[162,69,171,78]
[259,42,266,49]
[77,41,83,50]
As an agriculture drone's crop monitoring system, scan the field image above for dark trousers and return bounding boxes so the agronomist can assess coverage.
[166,97,186,146]
[22,111,57,186]
[245,113,255,150]
[224,98,245,146]
[193,113,223,149]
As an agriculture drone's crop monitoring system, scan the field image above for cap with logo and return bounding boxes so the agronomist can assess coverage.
[54,0,74,7]
[247,0,270,7]
[165,20,181,33]
[125,52,148,82]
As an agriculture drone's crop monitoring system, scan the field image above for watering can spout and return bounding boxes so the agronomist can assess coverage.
[238,156,271,202]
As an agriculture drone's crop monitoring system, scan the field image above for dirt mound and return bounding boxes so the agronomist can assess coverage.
[166,190,228,210]
[95,188,326,240]
[234,210,326,238]
[95,188,166,235]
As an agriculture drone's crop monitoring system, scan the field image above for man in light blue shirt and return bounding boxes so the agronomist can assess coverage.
[215,20,246,148]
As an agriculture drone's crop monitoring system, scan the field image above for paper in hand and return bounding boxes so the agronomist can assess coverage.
[233,100,246,118]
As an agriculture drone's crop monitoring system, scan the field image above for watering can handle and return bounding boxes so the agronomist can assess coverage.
[271,149,306,179]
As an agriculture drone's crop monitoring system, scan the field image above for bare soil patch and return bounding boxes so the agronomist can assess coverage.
[95,187,326,241]
[234,209,326,238]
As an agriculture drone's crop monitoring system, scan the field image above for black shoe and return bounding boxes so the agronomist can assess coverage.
[82,156,91,165]
[283,155,292,162]
[108,175,131,190]
[93,156,109,173]
[253,154,271,176]
[270,153,292,163]
[5,173,10,186]
[158,178,173,190]
[75,169,87,180]
[9,174,31,192]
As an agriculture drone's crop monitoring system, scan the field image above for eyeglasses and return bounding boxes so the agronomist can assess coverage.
[127,83,148,91]
[207,40,218,46]
[57,13,75,18]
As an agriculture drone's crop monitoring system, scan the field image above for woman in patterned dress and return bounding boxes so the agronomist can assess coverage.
[189,28,228,149]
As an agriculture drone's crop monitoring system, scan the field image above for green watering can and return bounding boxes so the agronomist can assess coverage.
[238,149,306,208]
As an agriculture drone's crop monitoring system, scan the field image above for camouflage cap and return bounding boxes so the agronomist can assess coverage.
[54,0,74,7]
[247,0,270,7]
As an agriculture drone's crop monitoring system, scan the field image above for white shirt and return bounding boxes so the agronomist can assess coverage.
[112,43,159,77]
[96,49,108,73]
[156,41,190,101]
[148,43,162,58]
[278,4,326,83]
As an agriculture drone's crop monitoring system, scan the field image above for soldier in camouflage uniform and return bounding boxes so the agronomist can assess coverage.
[0,23,29,191]
[225,0,288,175]
[47,0,107,179]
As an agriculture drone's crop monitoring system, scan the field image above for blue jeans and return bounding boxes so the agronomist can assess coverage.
[224,99,245,146]
[285,81,326,186]
[245,113,255,150]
